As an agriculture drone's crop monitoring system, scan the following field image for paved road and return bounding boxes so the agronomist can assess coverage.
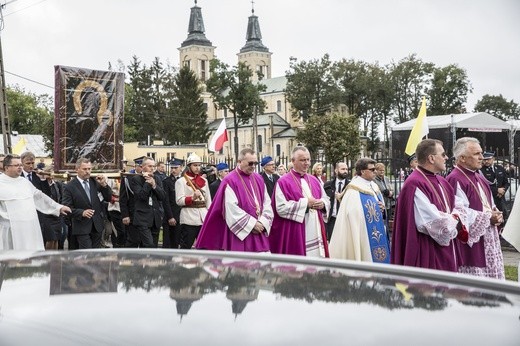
[503,247,520,267]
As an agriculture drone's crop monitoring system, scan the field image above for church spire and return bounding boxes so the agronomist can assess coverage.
[240,2,269,53]
[181,0,212,47]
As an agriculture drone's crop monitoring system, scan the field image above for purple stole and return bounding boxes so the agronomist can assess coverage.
[446,166,490,267]
[196,169,270,252]
[269,170,329,256]
[391,167,460,272]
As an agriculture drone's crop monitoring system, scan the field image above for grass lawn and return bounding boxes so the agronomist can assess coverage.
[505,265,518,282]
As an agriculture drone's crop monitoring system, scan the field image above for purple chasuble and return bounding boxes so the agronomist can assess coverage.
[196,169,270,252]
[446,166,489,267]
[269,170,329,256]
[391,167,460,272]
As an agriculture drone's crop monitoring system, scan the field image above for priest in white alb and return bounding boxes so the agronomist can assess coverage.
[0,154,70,251]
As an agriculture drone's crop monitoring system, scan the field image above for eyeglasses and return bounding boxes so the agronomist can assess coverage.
[248,161,259,167]
[365,167,376,172]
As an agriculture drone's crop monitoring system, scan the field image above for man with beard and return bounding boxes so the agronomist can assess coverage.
[197,149,273,252]
[446,138,504,279]
[269,146,330,257]
[162,158,184,248]
[323,162,349,241]
[175,154,211,249]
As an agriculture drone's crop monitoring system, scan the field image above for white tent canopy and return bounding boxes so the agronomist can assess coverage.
[392,112,511,132]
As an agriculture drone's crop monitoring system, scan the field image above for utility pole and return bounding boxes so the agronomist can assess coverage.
[0,1,14,154]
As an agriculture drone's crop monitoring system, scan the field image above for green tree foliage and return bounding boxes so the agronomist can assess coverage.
[126,55,153,143]
[334,60,393,152]
[388,54,434,123]
[296,113,361,165]
[285,54,339,120]
[6,86,54,151]
[206,59,266,159]
[474,94,520,120]
[428,64,472,115]
[167,66,208,144]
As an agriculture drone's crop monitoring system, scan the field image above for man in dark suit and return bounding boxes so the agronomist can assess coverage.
[260,156,278,197]
[21,151,53,246]
[129,157,165,248]
[209,162,230,199]
[62,158,113,249]
[323,162,349,241]
[120,157,143,247]
[162,158,184,248]
[482,151,510,221]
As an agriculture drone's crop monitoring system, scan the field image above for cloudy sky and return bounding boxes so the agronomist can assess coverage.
[2,0,519,111]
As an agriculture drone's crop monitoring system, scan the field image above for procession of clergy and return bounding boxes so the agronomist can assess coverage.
[0,137,506,280]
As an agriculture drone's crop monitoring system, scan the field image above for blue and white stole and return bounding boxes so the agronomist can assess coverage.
[359,190,390,263]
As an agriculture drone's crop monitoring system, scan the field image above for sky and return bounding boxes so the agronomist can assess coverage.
[2,0,519,112]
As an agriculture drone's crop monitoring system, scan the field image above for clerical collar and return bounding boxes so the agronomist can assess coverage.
[358,176,372,184]
[291,169,306,178]
[456,164,476,174]
[417,166,436,175]
[236,167,251,177]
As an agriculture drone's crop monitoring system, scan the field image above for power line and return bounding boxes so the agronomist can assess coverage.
[5,70,53,89]
[3,0,49,17]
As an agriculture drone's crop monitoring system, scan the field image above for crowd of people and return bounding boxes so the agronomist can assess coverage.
[0,137,510,280]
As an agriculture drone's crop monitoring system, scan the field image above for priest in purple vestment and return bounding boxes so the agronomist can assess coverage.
[196,148,273,252]
[446,137,505,279]
[391,139,468,272]
[269,146,330,257]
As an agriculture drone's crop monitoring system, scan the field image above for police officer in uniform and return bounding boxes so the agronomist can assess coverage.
[162,158,184,248]
[481,151,510,221]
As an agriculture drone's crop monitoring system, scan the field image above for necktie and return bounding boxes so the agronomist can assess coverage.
[27,173,32,182]
[83,180,91,202]
[269,175,273,182]
[336,181,343,212]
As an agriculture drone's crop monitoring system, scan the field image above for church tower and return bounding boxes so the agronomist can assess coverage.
[178,0,215,82]
[237,5,272,81]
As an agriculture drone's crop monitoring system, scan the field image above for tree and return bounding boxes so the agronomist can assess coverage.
[334,59,393,152]
[126,55,156,143]
[285,54,339,120]
[167,66,208,144]
[206,59,266,161]
[388,54,434,123]
[474,94,520,120]
[6,86,54,151]
[428,64,472,115]
[296,113,361,165]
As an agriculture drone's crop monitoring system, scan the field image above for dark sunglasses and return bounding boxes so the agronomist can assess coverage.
[248,161,259,167]
[366,168,376,172]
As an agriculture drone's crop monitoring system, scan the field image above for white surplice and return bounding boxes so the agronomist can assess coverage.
[0,174,63,251]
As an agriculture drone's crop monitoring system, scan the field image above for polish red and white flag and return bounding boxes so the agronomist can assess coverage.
[208,119,229,152]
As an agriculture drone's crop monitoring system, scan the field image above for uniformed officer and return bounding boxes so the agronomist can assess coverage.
[481,151,510,221]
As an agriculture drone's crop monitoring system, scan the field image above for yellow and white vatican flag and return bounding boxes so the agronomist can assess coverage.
[405,97,429,156]
[12,136,28,155]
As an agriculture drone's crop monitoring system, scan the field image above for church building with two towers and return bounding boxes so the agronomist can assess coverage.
[178,0,300,161]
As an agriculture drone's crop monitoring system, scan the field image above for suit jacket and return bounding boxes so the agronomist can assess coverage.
[130,174,165,228]
[209,178,222,199]
[323,177,348,218]
[163,175,181,222]
[63,177,113,235]
[260,172,279,197]
[119,176,136,221]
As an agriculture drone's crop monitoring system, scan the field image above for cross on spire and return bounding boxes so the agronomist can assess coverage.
[251,0,255,14]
